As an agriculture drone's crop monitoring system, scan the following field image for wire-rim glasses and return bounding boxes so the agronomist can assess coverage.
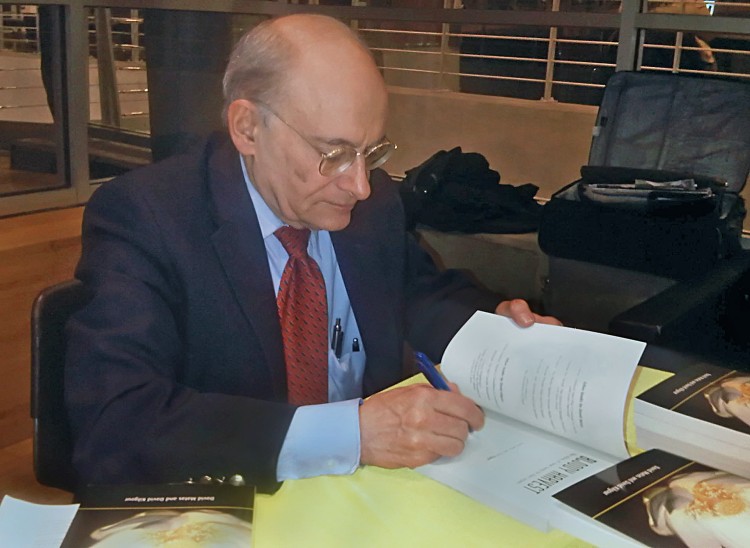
[253,99,396,177]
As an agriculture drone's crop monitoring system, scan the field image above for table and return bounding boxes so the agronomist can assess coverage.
[253,367,672,547]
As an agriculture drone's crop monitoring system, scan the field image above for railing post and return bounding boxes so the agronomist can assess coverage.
[130,9,140,63]
[65,2,91,199]
[438,0,461,91]
[542,0,561,102]
[672,31,684,72]
[94,8,121,127]
[617,0,642,71]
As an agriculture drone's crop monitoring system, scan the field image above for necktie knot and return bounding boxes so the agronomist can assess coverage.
[275,226,311,260]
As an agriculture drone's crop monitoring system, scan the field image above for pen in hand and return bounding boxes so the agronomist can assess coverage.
[415,351,480,434]
[414,351,451,391]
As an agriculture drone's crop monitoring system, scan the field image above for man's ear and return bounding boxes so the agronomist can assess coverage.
[227,99,261,155]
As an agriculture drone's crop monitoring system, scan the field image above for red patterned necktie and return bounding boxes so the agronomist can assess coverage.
[275,226,328,405]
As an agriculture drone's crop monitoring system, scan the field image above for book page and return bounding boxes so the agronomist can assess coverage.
[441,311,645,458]
[418,411,619,531]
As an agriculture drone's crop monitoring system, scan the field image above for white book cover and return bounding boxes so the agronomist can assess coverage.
[636,421,750,479]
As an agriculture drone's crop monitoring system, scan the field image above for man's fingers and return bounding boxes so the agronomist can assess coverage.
[534,313,563,326]
[495,298,534,326]
[432,387,484,433]
[359,384,481,469]
[495,298,562,327]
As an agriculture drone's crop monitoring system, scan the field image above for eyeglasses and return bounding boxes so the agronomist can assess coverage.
[254,100,396,177]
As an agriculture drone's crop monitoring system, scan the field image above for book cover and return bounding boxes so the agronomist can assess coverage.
[634,362,750,477]
[636,363,750,439]
[61,483,254,547]
[553,449,750,548]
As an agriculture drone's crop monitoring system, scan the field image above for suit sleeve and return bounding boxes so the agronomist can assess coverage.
[402,231,499,362]
[65,179,294,491]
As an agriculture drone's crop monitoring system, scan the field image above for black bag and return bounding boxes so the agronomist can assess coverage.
[538,72,750,280]
[400,146,542,234]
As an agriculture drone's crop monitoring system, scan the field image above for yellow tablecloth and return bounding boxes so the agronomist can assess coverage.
[254,366,672,547]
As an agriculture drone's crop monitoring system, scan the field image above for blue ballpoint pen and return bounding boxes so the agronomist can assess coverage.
[414,351,451,391]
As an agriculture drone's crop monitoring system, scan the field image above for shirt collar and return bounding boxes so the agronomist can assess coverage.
[240,155,327,252]
[240,155,285,240]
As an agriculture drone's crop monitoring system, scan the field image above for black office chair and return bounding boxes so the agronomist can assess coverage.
[31,278,91,491]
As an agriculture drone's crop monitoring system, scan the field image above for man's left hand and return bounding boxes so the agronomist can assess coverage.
[495,299,561,328]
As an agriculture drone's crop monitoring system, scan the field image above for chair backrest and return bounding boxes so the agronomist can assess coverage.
[31,279,91,492]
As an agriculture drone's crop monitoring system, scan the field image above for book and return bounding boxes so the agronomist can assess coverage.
[552,448,750,548]
[635,362,750,478]
[61,483,254,547]
[416,310,647,531]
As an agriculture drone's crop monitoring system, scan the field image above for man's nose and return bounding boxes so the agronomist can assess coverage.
[344,155,372,201]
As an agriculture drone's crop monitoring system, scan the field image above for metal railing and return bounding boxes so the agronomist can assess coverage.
[1,6,144,60]
[356,1,750,105]
[0,0,748,217]
[0,5,147,125]
[2,3,749,115]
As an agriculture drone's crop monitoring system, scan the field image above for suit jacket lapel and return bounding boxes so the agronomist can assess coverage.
[204,141,401,399]
[205,135,287,400]
[331,177,403,395]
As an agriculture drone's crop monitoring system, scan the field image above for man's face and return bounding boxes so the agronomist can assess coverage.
[245,52,389,232]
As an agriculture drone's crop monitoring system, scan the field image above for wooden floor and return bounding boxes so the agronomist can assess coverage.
[0,438,72,504]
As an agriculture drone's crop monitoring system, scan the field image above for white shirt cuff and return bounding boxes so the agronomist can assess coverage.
[276,398,362,481]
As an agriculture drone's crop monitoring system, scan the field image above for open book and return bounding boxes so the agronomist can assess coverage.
[416,311,647,531]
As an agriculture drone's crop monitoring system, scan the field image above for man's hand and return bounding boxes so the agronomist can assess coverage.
[359,383,484,469]
[495,298,561,328]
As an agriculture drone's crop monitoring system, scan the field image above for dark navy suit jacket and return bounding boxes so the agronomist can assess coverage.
[65,133,494,488]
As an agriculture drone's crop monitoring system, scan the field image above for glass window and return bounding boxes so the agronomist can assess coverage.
[0,4,66,197]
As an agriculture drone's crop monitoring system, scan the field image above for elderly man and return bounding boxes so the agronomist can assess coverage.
[65,14,557,490]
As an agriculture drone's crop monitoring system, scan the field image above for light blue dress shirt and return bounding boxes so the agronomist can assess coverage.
[240,158,367,480]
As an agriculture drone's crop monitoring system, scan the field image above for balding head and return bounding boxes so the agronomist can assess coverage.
[222,14,383,123]
[223,14,391,232]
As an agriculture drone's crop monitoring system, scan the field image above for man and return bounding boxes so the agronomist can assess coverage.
[65,14,558,490]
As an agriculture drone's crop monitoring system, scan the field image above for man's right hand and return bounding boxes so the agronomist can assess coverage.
[358,383,484,469]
